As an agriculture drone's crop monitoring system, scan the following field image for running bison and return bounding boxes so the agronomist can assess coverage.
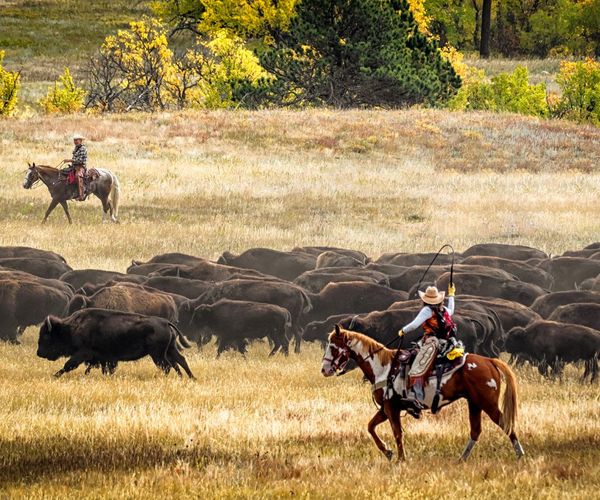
[37,309,194,378]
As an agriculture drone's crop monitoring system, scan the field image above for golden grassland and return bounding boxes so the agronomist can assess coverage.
[0,108,599,497]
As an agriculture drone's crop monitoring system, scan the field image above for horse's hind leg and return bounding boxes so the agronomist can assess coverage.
[59,201,72,224]
[480,396,525,459]
[459,400,482,461]
[368,408,393,460]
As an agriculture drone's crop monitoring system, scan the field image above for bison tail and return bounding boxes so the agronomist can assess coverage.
[285,310,293,329]
[169,322,193,349]
[299,288,313,314]
[490,358,519,436]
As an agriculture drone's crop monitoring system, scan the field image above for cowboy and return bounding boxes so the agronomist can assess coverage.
[63,133,88,201]
[397,283,458,417]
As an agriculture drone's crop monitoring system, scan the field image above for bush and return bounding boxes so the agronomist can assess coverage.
[0,50,20,116]
[554,58,600,125]
[449,66,549,118]
[39,68,86,113]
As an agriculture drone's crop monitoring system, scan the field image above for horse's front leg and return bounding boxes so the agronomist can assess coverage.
[42,198,59,224]
[368,408,393,460]
[384,400,405,462]
[59,201,72,224]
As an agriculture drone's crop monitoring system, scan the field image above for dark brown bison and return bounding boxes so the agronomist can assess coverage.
[191,299,292,356]
[126,262,183,276]
[294,272,379,292]
[457,295,541,332]
[132,252,206,266]
[461,243,548,261]
[547,303,600,331]
[461,256,554,289]
[67,284,178,322]
[375,252,457,266]
[37,309,194,378]
[537,257,600,291]
[561,248,600,259]
[530,291,600,318]
[0,257,72,279]
[0,246,67,263]
[217,248,316,281]
[60,269,132,290]
[0,278,71,343]
[0,269,74,297]
[302,314,367,345]
[148,261,268,281]
[302,281,408,325]
[143,276,213,299]
[505,321,600,381]
[434,272,546,306]
[315,251,366,269]
[292,246,370,263]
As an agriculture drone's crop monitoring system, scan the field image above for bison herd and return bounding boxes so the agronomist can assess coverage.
[1,243,599,381]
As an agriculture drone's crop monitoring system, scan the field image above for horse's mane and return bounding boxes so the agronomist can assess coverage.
[33,164,59,172]
[332,328,397,365]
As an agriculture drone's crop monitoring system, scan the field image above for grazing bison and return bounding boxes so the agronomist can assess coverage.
[191,299,292,356]
[434,272,546,306]
[67,284,178,322]
[0,257,72,279]
[530,291,600,318]
[60,269,133,290]
[302,281,408,325]
[183,279,312,352]
[461,243,548,261]
[37,309,194,378]
[537,257,600,291]
[217,248,316,281]
[315,251,366,269]
[0,246,66,263]
[461,256,554,289]
[547,303,600,331]
[505,321,600,382]
[0,279,71,343]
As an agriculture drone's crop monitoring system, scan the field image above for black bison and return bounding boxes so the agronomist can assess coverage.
[67,284,178,322]
[530,291,600,318]
[37,309,194,378]
[461,255,554,289]
[0,278,71,343]
[537,257,600,291]
[191,299,292,356]
[505,320,600,382]
[547,303,600,331]
[217,248,316,281]
[0,246,66,262]
[0,257,72,279]
[461,243,548,261]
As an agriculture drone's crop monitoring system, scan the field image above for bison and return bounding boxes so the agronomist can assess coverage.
[530,291,600,318]
[461,243,548,261]
[537,257,600,291]
[315,251,366,269]
[217,248,316,281]
[547,303,600,331]
[37,309,194,378]
[60,269,133,290]
[0,257,72,279]
[461,255,554,289]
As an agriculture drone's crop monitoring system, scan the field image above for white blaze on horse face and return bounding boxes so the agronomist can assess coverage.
[468,362,477,370]
[486,378,498,390]
[321,343,336,377]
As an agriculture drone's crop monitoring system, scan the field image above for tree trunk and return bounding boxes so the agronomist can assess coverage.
[480,0,492,58]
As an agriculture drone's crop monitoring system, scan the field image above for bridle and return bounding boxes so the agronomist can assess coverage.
[322,341,352,374]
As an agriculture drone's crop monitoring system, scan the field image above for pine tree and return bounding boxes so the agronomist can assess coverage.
[252,0,461,107]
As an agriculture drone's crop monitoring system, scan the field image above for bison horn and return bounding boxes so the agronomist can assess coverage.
[44,316,52,332]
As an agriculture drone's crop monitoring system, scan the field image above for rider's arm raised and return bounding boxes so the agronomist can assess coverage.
[402,306,432,333]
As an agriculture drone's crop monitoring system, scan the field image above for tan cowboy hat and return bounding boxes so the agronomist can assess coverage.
[72,133,85,141]
[418,285,445,305]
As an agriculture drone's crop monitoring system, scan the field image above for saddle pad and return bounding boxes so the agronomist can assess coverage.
[408,337,438,378]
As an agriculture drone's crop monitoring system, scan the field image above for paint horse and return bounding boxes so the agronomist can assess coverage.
[23,163,120,224]
[321,325,525,462]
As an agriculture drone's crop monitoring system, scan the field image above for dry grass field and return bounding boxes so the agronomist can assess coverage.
[1,108,599,498]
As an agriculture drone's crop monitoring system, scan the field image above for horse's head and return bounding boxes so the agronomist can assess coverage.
[23,163,39,189]
[321,324,352,377]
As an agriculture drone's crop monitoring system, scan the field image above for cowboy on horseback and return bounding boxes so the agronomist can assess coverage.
[63,133,87,201]
[397,283,462,417]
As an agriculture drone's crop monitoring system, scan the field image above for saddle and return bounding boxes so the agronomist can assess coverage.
[59,167,99,185]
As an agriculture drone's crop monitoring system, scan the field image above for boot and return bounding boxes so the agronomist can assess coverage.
[77,177,86,201]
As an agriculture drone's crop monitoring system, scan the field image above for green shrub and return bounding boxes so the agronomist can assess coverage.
[0,50,20,116]
[449,66,549,118]
[554,58,600,125]
[39,67,86,113]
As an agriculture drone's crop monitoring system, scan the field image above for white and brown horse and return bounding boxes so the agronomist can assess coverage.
[23,163,120,224]
[321,325,525,462]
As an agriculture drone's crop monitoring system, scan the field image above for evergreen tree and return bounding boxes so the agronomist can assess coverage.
[249,0,460,108]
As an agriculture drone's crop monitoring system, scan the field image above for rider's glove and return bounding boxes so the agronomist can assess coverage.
[448,282,456,297]
[398,329,405,338]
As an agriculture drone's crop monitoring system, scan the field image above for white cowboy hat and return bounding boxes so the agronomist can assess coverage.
[72,133,86,140]
[418,285,445,305]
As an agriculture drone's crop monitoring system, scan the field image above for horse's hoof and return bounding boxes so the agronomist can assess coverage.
[384,450,393,461]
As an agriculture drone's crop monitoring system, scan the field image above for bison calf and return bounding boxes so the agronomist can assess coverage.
[191,299,292,357]
[37,309,194,378]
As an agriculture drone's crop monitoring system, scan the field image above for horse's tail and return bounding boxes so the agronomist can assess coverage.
[110,173,120,219]
[490,358,518,435]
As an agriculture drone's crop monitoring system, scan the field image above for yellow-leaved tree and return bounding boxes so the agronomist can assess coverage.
[39,68,86,113]
[0,50,20,116]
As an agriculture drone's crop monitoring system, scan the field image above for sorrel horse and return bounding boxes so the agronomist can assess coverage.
[23,163,120,224]
[321,325,525,462]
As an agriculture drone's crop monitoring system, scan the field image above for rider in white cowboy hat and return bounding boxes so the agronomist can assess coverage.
[397,283,458,417]
[63,133,88,201]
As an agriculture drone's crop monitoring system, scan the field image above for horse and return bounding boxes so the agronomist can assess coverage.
[23,163,120,224]
[321,325,525,462]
